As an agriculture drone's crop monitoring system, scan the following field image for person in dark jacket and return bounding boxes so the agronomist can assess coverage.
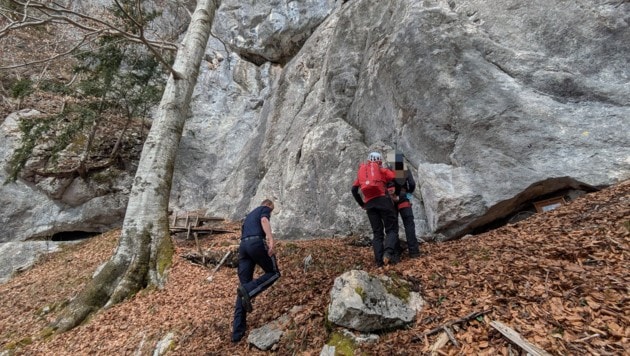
[231,199,281,343]
[352,152,399,266]
[388,163,422,258]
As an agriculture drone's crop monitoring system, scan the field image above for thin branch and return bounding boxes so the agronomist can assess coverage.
[112,0,180,78]
[1,0,177,51]
[0,31,97,69]
[442,326,459,347]
[22,0,32,22]
[412,309,493,342]
[573,334,601,343]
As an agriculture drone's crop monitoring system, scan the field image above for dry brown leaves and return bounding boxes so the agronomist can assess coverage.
[0,181,628,355]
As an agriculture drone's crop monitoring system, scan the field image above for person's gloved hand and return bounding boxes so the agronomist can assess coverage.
[406,193,412,201]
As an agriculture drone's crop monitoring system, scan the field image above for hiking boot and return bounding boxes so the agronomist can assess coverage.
[383,252,392,266]
[237,285,253,313]
[409,251,422,259]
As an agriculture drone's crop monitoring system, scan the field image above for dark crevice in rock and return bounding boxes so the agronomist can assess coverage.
[238,51,294,67]
[50,231,101,242]
[465,177,601,237]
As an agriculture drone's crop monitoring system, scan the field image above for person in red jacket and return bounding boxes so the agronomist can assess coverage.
[351,152,399,266]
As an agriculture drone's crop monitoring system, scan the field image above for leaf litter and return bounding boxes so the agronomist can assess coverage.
[0,180,628,355]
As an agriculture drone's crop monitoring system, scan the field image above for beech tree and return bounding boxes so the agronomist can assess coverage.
[53,0,222,332]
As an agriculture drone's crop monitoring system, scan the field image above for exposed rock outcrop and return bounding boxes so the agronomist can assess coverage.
[327,270,424,332]
[172,0,629,240]
[1,0,629,244]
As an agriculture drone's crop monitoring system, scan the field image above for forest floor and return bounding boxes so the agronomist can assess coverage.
[0,180,628,355]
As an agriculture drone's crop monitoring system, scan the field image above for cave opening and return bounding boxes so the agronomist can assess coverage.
[50,231,101,242]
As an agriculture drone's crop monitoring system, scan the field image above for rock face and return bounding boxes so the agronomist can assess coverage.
[327,270,424,332]
[0,111,130,242]
[170,0,629,240]
[212,0,340,64]
[1,0,629,244]
[0,241,64,284]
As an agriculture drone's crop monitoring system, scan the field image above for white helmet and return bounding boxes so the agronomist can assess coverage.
[367,152,382,162]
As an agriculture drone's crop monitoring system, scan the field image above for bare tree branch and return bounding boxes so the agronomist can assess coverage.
[0,0,178,51]
[0,31,98,69]
[111,0,180,78]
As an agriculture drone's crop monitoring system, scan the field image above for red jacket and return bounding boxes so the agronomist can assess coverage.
[352,166,395,205]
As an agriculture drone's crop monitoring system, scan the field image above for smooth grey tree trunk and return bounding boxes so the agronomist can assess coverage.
[54,0,222,332]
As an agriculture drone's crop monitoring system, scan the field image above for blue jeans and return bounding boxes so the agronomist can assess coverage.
[231,236,280,340]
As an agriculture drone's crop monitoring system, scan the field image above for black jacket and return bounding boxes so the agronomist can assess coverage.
[390,170,416,203]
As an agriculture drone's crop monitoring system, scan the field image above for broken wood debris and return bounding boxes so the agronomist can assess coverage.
[169,211,232,238]
[413,309,492,342]
[490,320,552,356]
[206,251,231,282]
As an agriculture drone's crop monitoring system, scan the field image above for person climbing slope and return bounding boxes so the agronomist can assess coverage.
[351,152,399,266]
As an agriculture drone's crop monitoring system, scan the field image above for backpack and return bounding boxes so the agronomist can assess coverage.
[357,161,385,196]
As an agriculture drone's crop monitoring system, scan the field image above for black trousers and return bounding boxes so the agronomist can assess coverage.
[398,206,420,255]
[365,196,399,266]
[232,236,280,340]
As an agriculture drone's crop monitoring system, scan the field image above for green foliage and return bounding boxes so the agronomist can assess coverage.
[354,286,366,301]
[384,273,411,302]
[107,0,161,34]
[327,332,358,356]
[74,35,167,119]
[6,0,170,182]
[40,79,72,95]
[6,117,52,182]
[10,79,34,99]
[4,336,33,350]
[48,107,96,163]
[5,105,98,182]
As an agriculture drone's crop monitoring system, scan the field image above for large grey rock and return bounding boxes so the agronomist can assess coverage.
[2,0,629,245]
[152,332,175,356]
[247,314,290,351]
[0,111,129,242]
[327,270,424,332]
[179,0,629,240]
[0,241,64,284]
[212,0,340,63]
[247,306,303,350]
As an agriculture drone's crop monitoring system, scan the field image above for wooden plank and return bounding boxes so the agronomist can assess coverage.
[490,321,552,356]
[171,211,177,227]
[198,216,225,222]
[429,332,449,354]
[169,227,233,234]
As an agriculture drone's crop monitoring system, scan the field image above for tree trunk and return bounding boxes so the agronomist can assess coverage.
[53,0,222,332]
